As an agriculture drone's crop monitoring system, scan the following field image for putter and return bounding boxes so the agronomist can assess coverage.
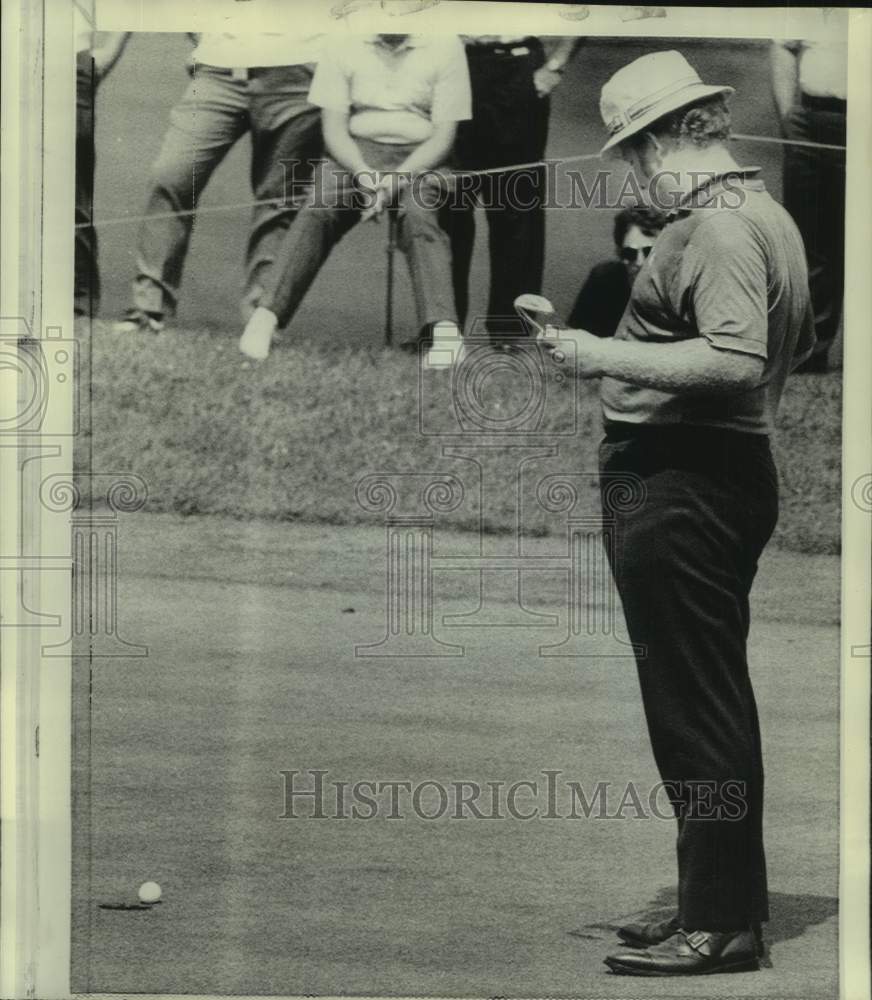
[513,293,569,344]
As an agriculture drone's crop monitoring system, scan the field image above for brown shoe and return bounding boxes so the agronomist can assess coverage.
[604,928,760,976]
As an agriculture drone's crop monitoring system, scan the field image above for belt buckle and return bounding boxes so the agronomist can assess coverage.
[231,67,248,82]
[510,46,530,56]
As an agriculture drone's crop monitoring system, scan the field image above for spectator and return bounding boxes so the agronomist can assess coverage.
[567,206,665,337]
[239,34,471,366]
[771,38,846,373]
[115,32,324,333]
[75,14,130,318]
[447,34,583,346]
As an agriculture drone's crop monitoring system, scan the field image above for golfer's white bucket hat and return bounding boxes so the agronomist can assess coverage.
[599,50,734,155]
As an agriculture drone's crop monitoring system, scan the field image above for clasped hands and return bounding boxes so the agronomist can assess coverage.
[355,170,410,222]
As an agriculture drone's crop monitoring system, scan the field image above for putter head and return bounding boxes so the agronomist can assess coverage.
[514,294,568,341]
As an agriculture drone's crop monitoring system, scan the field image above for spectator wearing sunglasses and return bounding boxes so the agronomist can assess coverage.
[567,206,665,337]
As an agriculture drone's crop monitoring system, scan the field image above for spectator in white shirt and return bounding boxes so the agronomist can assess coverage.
[240,34,471,366]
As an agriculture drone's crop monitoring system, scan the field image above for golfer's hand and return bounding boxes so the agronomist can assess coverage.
[540,327,603,378]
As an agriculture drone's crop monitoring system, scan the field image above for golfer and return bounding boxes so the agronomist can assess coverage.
[544,51,815,975]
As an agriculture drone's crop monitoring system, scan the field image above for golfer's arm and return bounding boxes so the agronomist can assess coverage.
[322,109,371,176]
[579,335,765,394]
[394,122,457,175]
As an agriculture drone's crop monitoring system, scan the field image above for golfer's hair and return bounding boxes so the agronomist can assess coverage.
[651,94,732,148]
[613,206,666,250]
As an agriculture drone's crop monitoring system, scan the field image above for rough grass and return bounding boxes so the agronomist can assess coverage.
[77,321,842,554]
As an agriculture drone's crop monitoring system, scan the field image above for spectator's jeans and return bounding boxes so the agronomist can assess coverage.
[262,140,457,332]
[449,40,550,338]
[782,96,846,356]
[132,63,322,318]
[76,52,98,317]
[599,424,779,931]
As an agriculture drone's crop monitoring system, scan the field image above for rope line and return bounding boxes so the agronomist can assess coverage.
[75,132,846,231]
[731,131,846,152]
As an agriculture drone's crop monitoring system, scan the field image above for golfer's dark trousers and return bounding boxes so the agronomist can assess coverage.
[599,423,778,931]
[782,94,846,360]
[75,52,98,317]
[449,38,550,339]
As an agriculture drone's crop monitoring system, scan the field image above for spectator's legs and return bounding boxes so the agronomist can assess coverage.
[259,158,361,329]
[131,67,249,319]
[75,52,98,317]
[447,170,479,328]
[483,157,548,335]
[783,98,846,371]
[452,42,550,341]
[398,174,458,330]
[244,65,323,319]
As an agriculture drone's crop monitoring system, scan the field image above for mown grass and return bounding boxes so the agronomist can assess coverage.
[77,321,842,553]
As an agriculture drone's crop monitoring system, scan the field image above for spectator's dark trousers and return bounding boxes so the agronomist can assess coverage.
[263,140,457,332]
[783,95,846,364]
[132,64,322,319]
[600,424,778,930]
[450,39,550,339]
[75,52,98,317]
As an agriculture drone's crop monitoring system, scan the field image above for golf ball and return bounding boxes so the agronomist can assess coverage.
[138,881,161,904]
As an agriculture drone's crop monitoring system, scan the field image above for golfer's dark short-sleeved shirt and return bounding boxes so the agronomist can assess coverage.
[601,170,816,435]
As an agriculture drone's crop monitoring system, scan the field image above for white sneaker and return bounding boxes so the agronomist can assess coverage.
[424,321,465,370]
[239,306,278,360]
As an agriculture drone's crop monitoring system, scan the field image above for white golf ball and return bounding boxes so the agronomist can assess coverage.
[138,881,161,904]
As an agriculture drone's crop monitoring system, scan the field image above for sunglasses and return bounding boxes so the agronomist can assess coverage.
[620,245,653,263]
